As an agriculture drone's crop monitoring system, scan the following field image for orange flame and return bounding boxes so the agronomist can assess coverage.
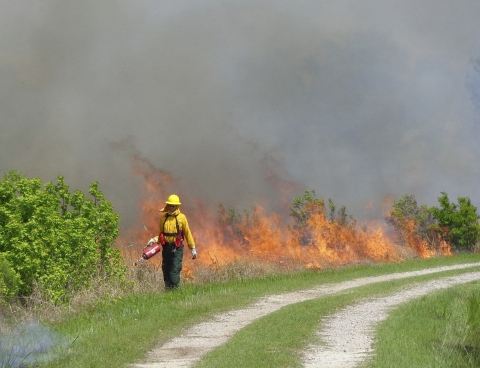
[119,156,451,277]
[401,219,431,258]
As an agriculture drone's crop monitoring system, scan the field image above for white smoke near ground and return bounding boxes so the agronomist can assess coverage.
[1,0,480,229]
[0,321,67,367]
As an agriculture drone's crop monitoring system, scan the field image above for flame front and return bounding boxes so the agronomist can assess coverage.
[119,156,451,278]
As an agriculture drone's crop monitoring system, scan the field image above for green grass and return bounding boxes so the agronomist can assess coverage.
[369,281,480,368]
[197,266,480,368]
[196,291,355,368]
[28,253,480,368]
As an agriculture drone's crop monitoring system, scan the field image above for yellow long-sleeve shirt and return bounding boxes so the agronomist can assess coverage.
[154,210,195,249]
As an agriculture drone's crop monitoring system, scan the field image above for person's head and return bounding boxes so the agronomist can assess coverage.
[162,194,181,213]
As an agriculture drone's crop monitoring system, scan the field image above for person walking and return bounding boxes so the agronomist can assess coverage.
[147,194,196,289]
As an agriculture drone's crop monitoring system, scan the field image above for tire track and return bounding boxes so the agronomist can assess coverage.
[302,271,480,368]
[131,262,480,368]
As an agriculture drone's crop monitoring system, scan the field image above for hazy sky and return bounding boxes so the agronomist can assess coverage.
[2,0,480,228]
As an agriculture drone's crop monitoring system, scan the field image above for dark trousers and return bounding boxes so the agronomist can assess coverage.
[161,243,184,289]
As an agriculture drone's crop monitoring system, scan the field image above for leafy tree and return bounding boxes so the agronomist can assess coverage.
[290,190,324,246]
[387,194,435,245]
[290,190,325,231]
[289,190,354,246]
[328,198,354,227]
[0,170,125,304]
[429,192,480,251]
[0,253,20,303]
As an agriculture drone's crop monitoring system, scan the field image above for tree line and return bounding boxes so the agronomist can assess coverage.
[387,193,480,252]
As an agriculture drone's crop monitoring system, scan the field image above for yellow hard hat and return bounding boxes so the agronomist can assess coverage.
[165,194,181,205]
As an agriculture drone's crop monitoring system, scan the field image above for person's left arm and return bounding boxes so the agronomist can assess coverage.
[180,215,197,259]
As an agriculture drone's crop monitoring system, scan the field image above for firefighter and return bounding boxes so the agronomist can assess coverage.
[147,194,196,289]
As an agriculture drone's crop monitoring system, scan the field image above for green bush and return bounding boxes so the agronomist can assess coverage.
[387,193,480,251]
[0,253,20,302]
[289,190,325,229]
[430,192,480,251]
[289,190,355,246]
[386,194,436,246]
[0,170,126,304]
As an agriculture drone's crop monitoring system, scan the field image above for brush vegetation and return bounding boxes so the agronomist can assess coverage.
[0,170,126,304]
[387,193,480,252]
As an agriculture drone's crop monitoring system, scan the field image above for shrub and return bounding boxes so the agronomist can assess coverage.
[430,192,480,251]
[289,190,355,246]
[289,190,325,229]
[387,194,436,246]
[0,253,20,303]
[0,170,126,304]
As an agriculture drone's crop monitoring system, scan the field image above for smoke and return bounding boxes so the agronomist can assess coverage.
[1,0,480,229]
[467,58,480,124]
[0,321,67,367]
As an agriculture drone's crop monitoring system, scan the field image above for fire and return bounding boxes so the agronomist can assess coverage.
[399,219,431,258]
[119,156,451,278]
[400,219,451,259]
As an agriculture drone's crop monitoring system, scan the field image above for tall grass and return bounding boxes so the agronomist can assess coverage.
[370,281,480,367]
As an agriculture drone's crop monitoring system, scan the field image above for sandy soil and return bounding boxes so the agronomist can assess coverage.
[130,262,480,368]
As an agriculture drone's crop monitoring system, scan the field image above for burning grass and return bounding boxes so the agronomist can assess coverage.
[0,156,459,366]
[120,157,452,284]
[5,156,454,323]
[120,201,448,286]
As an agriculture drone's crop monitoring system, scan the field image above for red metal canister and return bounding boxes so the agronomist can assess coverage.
[142,243,161,260]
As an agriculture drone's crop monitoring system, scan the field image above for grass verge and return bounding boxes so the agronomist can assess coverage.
[370,279,480,367]
[197,266,480,368]
[21,253,480,367]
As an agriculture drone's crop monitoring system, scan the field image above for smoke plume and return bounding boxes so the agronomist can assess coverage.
[2,0,480,229]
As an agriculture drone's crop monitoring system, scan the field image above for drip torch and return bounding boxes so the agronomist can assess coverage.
[134,242,162,266]
[134,232,183,265]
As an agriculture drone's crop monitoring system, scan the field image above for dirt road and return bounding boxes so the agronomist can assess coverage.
[302,271,480,367]
[131,262,480,368]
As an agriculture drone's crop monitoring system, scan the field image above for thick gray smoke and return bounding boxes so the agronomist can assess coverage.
[2,0,480,229]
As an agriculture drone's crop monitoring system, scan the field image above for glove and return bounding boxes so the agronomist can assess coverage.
[147,238,156,246]
[191,248,197,260]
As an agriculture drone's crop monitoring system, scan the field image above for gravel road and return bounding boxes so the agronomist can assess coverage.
[302,271,480,367]
[131,262,480,368]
